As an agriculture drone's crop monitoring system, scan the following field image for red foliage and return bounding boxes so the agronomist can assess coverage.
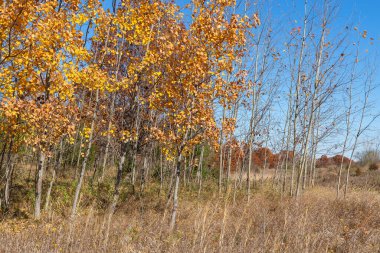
[252,147,277,168]
[216,139,295,171]
[216,140,355,171]
[316,155,353,168]
[316,155,330,168]
[331,155,352,165]
[220,138,244,172]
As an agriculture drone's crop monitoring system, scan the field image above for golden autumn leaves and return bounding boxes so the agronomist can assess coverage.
[0,0,259,159]
[0,98,77,152]
[0,0,89,152]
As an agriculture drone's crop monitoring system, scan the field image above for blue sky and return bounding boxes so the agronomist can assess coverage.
[331,0,380,146]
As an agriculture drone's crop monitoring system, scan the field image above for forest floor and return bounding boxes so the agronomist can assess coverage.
[0,166,380,253]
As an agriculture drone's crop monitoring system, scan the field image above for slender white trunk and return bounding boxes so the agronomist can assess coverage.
[247,43,260,200]
[170,153,182,231]
[71,89,99,218]
[4,161,14,208]
[337,39,358,198]
[197,145,204,196]
[45,139,63,211]
[160,149,164,194]
[3,139,13,209]
[100,93,116,181]
[104,143,127,249]
[344,79,370,197]
[218,107,226,195]
[226,102,238,191]
[291,0,308,196]
[35,151,45,220]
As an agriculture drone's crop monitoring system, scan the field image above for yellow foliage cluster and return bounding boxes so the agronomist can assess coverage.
[0,98,76,152]
[0,0,257,159]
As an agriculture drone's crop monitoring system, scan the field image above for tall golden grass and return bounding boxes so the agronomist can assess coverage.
[1,183,379,253]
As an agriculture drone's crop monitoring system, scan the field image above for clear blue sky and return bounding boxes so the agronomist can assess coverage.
[332,0,380,146]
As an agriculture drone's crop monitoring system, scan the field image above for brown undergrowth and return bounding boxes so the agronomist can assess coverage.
[1,182,380,253]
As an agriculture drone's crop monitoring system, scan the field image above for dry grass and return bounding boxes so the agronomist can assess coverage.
[1,183,380,253]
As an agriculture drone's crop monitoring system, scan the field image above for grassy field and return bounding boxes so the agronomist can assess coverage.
[1,166,380,253]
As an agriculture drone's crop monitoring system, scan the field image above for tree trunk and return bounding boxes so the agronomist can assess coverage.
[100,93,116,181]
[197,145,204,196]
[4,160,15,209]
[140,155,147,192]
[71,89,98,218]
[2,138,13,209]
[247,140,253,200]
[247,42,260,201]
[111,144,126,210]
[35,151,45,220]
[104,142,127,249]
[44,168,56,211]
[0,141,7,176]
[45,139,64,211]
[170,154,182,231]
[291,0,308,197]
[218,107,226,195]
[337,40,357,198]
[226,102,238,191]
[159,149,164,194]
[183,157,187,188]
[75,134,83,177]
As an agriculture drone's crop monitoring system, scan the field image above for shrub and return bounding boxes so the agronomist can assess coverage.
[369,163,379,171]
[357,149,380,166]
[355,167,363,176]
